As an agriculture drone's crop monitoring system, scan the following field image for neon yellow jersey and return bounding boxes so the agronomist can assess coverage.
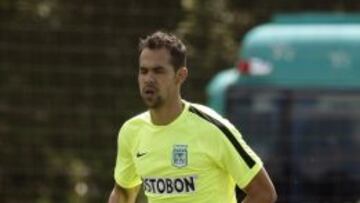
[114,101,263,203]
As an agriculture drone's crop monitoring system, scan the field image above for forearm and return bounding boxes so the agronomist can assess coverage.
[108,185,139,203]
[108,188,126,203]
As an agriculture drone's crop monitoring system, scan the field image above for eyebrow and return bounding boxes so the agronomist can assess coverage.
[139,65,165,70]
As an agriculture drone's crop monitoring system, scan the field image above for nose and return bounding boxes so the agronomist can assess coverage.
[143,71,156,84]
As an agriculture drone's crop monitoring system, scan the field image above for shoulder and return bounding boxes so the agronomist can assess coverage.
[187,102,233,129]
[118,111,150,137]
[117,111,149,147]
[188,103,225,121]
[187,102,241,138]
[124,111,149,127]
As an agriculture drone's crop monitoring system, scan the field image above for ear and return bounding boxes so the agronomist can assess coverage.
[176,67,188,84]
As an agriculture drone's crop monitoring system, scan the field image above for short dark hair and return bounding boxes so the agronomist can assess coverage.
[139,31,186,70]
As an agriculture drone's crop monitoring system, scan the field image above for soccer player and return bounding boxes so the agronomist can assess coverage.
[108,31,277,203]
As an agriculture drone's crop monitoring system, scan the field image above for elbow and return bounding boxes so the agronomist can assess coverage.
[258,187,278,203]
[246,187,278,203]
[266,187,278,203]
[270,189,278,203]
[264,175,277,202]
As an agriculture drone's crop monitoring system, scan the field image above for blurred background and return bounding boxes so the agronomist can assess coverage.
[1,0,360,202]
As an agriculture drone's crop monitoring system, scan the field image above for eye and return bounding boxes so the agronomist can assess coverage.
[154,66,165,74]
[139,68,147,74]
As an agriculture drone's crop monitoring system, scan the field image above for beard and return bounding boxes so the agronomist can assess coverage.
[140,90,164,109]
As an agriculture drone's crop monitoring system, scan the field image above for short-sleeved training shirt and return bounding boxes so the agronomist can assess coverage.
[114,101,263,203]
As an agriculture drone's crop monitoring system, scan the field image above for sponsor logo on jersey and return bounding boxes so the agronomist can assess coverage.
[143,175,196,194]
[172,144,188,168]
[136,152,147,158]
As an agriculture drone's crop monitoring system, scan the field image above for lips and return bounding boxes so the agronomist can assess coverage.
[145,89,155,96]
[143,86,157,97]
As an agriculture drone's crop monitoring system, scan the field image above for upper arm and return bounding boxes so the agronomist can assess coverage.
[114,123,142,188]
[215,122,264,188]
[242,168,277,202]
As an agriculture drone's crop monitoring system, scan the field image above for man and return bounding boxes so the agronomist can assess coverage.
[108,31,277,203]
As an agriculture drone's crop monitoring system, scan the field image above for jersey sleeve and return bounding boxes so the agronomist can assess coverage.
[216,120,263,189]
[114,122,142,188]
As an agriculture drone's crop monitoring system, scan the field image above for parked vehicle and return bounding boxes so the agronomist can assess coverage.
[207,13,360,203]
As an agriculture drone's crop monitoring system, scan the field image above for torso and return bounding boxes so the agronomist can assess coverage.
[127,103,237,203]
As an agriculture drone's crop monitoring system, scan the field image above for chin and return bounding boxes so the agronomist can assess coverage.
[146,103,161,109]
[143,99,163,109]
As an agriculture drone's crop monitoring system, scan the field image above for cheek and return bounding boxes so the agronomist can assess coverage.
[165,79,177,92]
[138,74,144,83]
[164,76,176,86]
[138,76,144,88]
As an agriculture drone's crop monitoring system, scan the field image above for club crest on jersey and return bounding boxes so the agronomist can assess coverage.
[172,145,188,168]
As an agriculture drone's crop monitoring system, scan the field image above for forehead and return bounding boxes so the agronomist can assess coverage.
[139,48,172,68]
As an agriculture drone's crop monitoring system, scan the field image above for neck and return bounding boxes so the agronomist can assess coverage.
[150,96,184,125]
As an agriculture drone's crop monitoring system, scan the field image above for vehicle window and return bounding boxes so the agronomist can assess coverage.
[291,92,360,202]
[225,87,360,202]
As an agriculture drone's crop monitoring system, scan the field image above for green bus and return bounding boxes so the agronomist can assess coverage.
[207,13,360,202]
